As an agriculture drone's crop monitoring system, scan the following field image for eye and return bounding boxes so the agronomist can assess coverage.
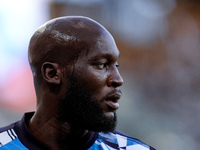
[96,62,108,69]
[116,63,120,68]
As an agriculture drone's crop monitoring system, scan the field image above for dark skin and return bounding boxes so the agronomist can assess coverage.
[28,16,123,150]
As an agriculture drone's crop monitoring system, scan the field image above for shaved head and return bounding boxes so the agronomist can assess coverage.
[28,16,112,90]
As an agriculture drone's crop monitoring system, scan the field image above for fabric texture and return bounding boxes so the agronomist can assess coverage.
[0,112,155,150]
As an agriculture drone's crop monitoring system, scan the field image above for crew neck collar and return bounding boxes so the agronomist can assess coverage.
[14,112,98,150]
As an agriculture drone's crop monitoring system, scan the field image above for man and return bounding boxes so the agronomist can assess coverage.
[0,16,155,150]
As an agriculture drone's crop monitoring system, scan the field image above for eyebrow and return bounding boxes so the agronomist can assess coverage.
[88,53,120,62]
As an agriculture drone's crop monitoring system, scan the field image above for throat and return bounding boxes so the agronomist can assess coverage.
[28,115,88,150]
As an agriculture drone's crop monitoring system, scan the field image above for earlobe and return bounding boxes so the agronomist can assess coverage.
[41,62,61,84]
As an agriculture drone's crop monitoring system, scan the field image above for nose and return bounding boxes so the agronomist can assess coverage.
[107,68,124,87]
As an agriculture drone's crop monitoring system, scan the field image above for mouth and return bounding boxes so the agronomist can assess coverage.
[105,91,122,110]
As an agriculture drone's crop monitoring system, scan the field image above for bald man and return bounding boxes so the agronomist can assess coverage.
[0,16,155,150]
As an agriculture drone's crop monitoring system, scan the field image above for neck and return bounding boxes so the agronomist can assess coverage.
[28,111,88,150]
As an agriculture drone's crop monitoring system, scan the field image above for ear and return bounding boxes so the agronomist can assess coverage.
[41,62,62,84]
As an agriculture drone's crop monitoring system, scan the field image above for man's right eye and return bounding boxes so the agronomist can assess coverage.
[96,62,108,69]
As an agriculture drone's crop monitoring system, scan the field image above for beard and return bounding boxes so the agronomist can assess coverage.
[58,76,117,133]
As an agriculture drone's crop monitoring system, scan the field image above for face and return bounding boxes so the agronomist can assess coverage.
[58,31,123,132]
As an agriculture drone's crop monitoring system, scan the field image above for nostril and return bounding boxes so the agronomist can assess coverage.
[108,76,123,87]
[112,82,121,87]
[116,78,124,87]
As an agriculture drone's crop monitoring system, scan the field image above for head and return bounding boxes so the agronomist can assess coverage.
[28,16,123,132]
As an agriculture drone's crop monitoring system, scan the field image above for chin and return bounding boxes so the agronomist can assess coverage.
[90,113,117,133]
[104,112,116,119]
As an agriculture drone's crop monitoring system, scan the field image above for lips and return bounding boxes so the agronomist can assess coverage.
[105,91,122,110]
[105,100,119,110]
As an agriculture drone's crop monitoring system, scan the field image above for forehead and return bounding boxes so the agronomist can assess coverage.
[82,32,120,60]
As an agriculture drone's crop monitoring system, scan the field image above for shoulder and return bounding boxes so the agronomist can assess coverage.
[0,122,17,140]
[0,123,15,133]
[113,130,156,150]
[97,130,156,150]
[0,122,19,147]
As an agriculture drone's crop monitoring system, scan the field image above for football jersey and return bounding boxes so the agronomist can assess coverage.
[0,112,155,150]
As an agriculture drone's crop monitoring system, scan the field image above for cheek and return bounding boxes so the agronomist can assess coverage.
[88,74,109,103]
[86,73,106,91]
[77,70,107,94]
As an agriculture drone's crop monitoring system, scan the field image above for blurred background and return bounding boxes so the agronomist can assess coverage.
[0,0,200,149]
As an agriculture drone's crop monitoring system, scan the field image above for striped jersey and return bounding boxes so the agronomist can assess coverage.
[0,112,155,150]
